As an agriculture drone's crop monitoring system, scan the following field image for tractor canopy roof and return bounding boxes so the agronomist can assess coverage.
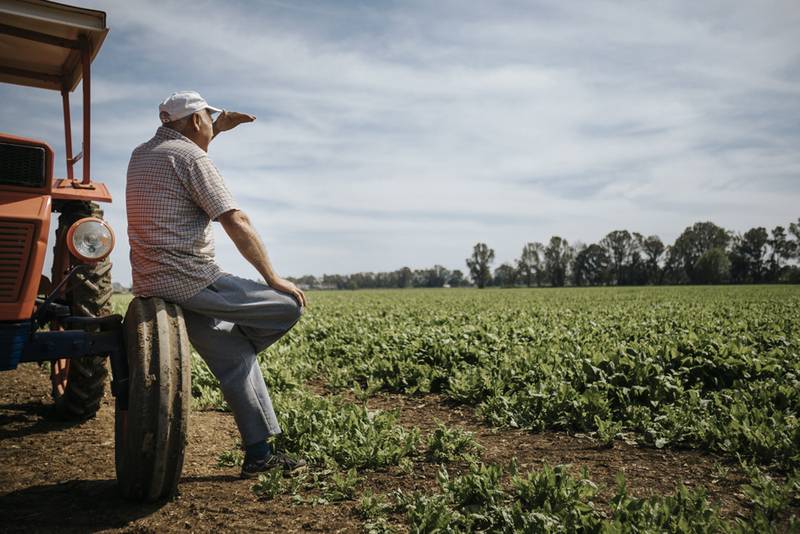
[0,0,108,92]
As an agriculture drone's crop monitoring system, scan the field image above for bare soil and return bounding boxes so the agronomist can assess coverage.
[1,364,758,533]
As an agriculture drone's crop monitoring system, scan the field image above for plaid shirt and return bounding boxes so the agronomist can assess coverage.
[126,127,238,302]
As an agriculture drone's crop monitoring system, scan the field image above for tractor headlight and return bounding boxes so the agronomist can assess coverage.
[66,217,115,262]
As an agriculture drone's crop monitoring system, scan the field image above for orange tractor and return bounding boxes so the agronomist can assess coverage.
[0,1,190,501]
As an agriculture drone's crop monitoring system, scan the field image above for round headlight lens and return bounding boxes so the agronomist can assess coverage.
[70,219,114,260]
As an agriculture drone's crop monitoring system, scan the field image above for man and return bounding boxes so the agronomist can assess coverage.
[126,90,307,478]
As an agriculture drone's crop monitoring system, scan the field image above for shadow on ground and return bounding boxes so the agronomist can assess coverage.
[0,479,164,532]
[0,401,87,441]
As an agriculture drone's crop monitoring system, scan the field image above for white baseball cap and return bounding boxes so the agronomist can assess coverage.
[158,91,222,124]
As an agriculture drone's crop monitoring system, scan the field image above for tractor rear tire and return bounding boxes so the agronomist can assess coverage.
[116,297,191,502]
[51,201,112,419]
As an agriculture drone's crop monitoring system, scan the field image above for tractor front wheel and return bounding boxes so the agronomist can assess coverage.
[115,297,191,502]
[50,201,112,419]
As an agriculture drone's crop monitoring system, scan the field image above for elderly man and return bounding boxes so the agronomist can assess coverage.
[126,91,307,478]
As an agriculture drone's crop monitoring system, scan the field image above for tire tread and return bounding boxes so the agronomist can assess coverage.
[116,297,191,502]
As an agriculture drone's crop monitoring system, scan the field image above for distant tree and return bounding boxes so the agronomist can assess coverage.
[448,269,466,287]
[570,242,585,286]
[730,227,768,283]
[343,278,358,290]
[601,230,635,285]
[375,271,396,288]
[790,218,800,252]
[729,237,749,284]
[782,220,800,282]
[517,242,544,287]
[544,236,574,287]
[572,243,610,286]
[397,267,413,288]
[349,272,377,289]
[670,221,730,284]
[662,245,687,284]
[693,248,731,284]
[435,265,452,287]
[766,226,792,282]
[494,263,518,287]
[641,235,665,284]
[418,265,451,287]
[789,219,800,269]
[466,243,495,288]
[322,273,346,289]
[294,275,319,289]
[627,232,649,285]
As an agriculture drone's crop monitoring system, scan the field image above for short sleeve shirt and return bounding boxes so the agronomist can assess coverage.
[126,127,238,302]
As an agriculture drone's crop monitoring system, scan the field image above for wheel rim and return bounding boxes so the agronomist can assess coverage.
[52,358,70,396]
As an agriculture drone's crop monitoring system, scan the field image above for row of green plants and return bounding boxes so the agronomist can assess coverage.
[168,285,800,530]
[390,461,798,533]
[216,418,798,532]
[294,287,799,472]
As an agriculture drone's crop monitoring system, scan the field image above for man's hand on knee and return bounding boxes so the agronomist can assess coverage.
[267,277,306,308]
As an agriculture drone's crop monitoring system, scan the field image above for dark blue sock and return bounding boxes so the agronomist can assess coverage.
[244,440,272,463]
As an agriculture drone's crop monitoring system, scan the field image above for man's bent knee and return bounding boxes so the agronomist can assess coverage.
[271,290,303,328]
[284,297,303,326]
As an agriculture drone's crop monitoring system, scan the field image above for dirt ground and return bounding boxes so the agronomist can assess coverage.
[0,364,759,533]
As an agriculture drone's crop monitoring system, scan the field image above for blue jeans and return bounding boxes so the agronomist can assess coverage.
[179,274,303,445]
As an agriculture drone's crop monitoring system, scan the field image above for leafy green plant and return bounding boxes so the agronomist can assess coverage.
[398,491,456,534]
[737,464,800,529]
[593,416,623,448]
[323,468,360,501]
[363,517,396,534]
[353,378,383,401]
[512,464,598,526]
[399,461,738,532]
[358,490,391,520]
[273,388,420,469]
[609,475,728,533]
[190,352,227,410]
[216,448,243,468]
[441,463,505,509]
[398,457,415,476]
[426,423,481,463]
[251,469,285,500]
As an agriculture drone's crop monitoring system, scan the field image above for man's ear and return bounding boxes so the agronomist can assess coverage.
[191,112,202,132]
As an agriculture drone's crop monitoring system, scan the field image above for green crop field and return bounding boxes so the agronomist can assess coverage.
[112,286,800,531]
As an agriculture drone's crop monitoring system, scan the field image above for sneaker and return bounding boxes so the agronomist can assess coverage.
[240,451,308,479]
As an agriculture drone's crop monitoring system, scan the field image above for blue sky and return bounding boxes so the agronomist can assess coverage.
[2,0,799,284]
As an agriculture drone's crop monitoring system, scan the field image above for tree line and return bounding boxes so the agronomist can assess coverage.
[470,219,800,288]
[288,265,471,290]
[288,218,800,290]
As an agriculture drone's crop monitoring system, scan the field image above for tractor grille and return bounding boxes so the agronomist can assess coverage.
[0,222,34,303]
[0,142,47,188]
